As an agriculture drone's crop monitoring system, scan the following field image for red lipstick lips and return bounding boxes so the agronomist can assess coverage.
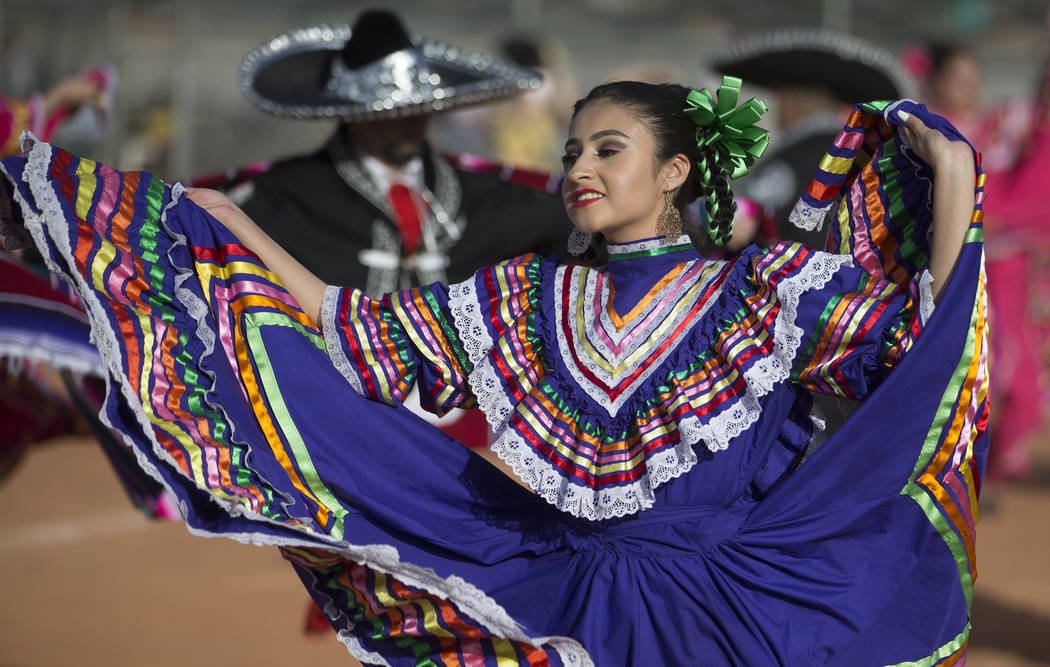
[571,189,605,208]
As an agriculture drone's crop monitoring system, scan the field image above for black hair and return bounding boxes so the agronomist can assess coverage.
[927,42,976,80]
[571,81,737,246]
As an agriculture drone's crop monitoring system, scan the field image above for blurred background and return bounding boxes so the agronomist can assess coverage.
[2,0,1047,178]
[1,0,1048,665]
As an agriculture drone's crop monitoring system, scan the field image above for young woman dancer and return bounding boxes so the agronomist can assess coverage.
[0,78,985,665]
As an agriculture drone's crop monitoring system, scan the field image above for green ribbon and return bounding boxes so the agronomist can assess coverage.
[683,76,770,180]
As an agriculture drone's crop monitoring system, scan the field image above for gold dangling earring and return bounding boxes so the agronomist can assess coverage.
[656,190,682,244]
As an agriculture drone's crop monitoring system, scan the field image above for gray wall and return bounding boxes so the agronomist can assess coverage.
[2,0,1046,179]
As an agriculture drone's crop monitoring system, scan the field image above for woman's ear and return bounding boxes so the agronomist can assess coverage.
[661,153,691,192]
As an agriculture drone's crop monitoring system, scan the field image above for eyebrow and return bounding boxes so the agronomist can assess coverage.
[564,129,630,149]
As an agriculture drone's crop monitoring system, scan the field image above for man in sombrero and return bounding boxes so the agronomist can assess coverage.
[229,9,569,297]
[712,28,915,248]
[222,8,574,452]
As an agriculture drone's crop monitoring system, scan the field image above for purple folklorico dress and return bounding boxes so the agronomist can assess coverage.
[0,101,987,666]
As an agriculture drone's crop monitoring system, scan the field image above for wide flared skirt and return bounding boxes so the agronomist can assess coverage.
[0,125,987,666]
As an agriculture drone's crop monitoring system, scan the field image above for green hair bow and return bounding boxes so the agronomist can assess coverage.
[684,76,769,180]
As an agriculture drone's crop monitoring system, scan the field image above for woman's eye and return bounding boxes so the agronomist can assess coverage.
[597,148,619,158]
[560,154,578,171]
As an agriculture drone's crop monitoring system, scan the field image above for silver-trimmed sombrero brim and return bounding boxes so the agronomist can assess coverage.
[238,23,543,121]
[712,28,915,103]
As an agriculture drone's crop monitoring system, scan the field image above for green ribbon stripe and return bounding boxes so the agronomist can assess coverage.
[607,243,695,262]
[886,624,969,667]
[900,286,981,608]
[140,175,176,324]
[245,311,349,540]
[891,280,984,667]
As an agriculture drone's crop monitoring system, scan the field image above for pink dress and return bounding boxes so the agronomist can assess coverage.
[950,61,1050,480]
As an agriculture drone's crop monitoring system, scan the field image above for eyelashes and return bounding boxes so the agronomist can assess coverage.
[560,147,621,172]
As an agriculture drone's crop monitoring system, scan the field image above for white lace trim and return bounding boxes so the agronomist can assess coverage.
[337,633,392,667]
[18,134,176,499]
[11,134,593,667]
[489,419,699,520]
[566,228,592,256]
[606,234,691,255]
[802,392,830,465]
[470,354,515,432]
[449,274,493,367]
[320,284,365,395]
[449,274,516,433]
[449,240,855,520]
[789,197,836,232]
[918,269,936,325]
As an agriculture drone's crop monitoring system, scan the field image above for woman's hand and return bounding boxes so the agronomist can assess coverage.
[898,111,977,302]
[184,186,232,211]
[898,111,974,175]
[184,187,251,233]
[41,74,102,117]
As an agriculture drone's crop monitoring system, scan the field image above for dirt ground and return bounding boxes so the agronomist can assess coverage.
[1,434,1048,666]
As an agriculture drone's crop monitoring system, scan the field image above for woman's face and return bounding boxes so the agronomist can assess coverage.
[931,52,981,118]
[561,101,669,244]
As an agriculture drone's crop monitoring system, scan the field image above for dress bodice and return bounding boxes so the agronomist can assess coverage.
[323,236,929,521]
[604,235,704,316]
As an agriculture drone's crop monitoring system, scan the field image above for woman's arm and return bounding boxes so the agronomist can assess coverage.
[188,186,485,418]
[898,112,977,302]
[185,187,326,323]
[40,74,103,119]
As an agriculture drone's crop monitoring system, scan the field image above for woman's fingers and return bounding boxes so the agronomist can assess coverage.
[184,187,243,227]
[185,187,233,213]
[898,109,973,165]
[897,110,965,168]
[184,187,224,207]
[898,110,932,137]
[893,110,924,155]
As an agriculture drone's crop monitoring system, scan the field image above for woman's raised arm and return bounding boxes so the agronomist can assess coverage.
[185,187,327,323]
[897,112,977,302]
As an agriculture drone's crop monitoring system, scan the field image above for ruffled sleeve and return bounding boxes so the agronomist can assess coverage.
[750,240,935,400]
[320,253,544,417]
[321,281,472,415]
[778,100,982,399]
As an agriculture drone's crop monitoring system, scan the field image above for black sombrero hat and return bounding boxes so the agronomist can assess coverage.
[238,10,543,121]
[712,28,915,104]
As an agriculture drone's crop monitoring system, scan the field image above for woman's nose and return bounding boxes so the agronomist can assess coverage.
[566,155,594,183]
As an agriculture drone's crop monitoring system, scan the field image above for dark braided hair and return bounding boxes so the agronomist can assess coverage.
[571,81,738,246]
